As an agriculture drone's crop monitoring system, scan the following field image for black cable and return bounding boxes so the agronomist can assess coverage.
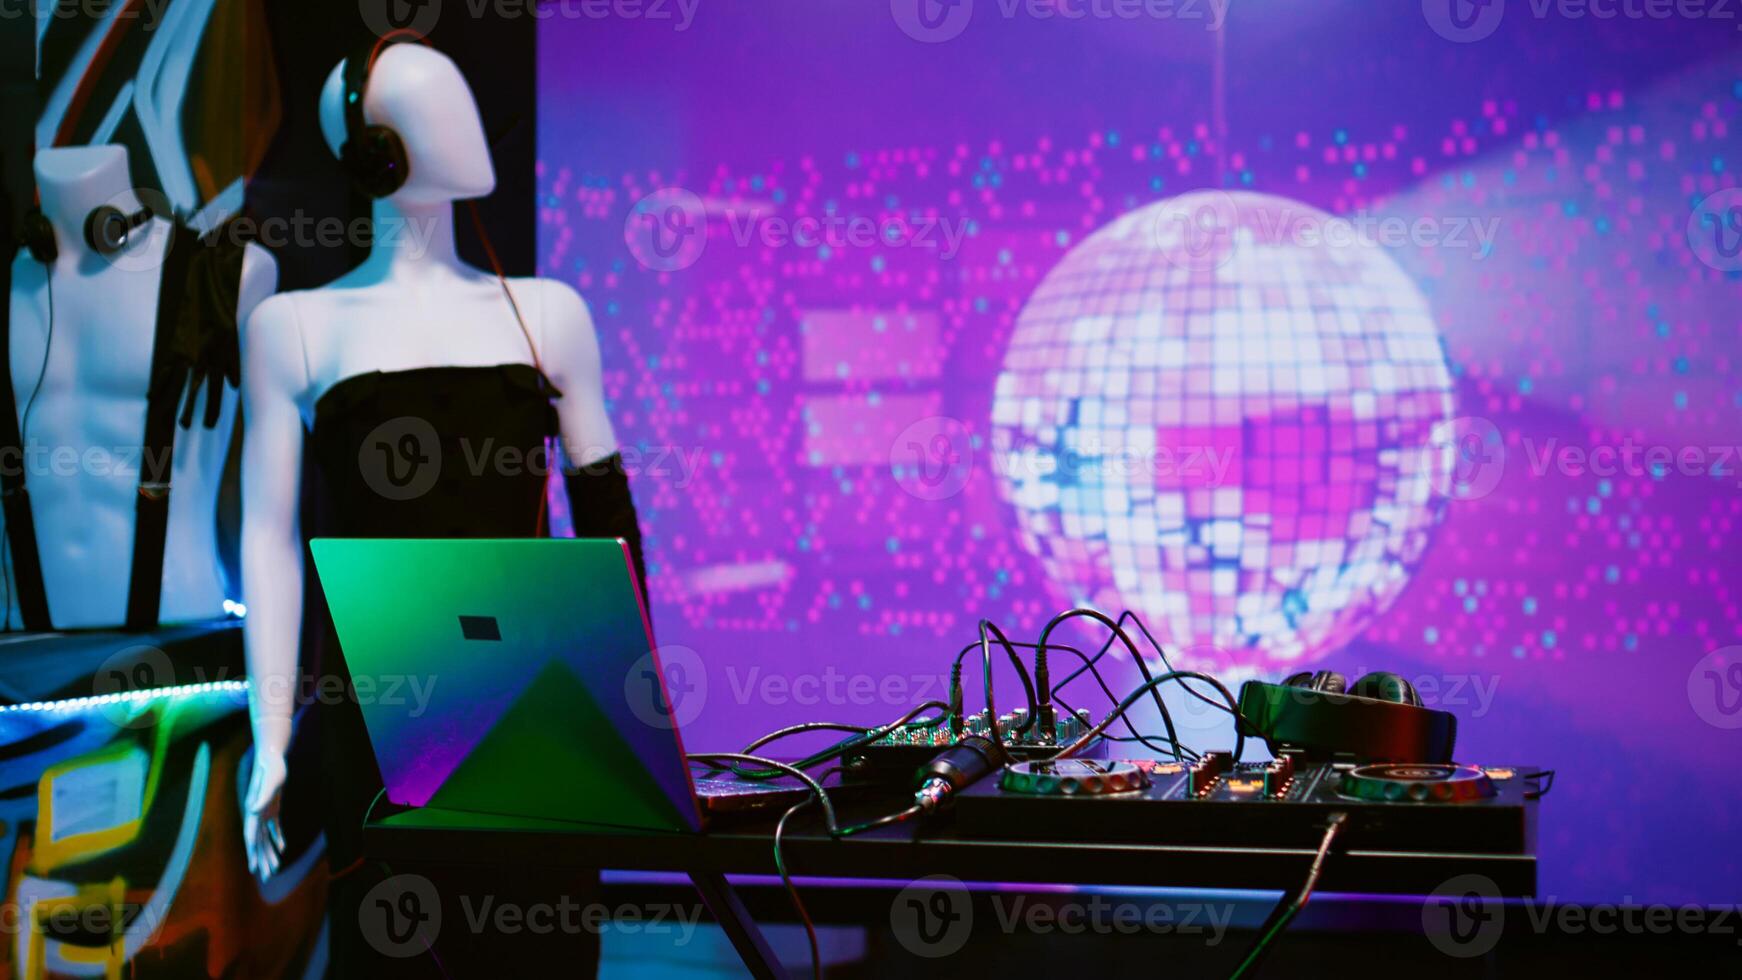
[1521,769,1555,800]
[1049,609,1229,717]
[3,265,53,632]
[978,619,1018,749]
[1050,609,1259,736]
[1053,669,1244,763]
[1117,609,1244,717]
[954,636,1190,754]
[1228,812,1347,979]
[685,753,838,825]
[953,624,1039,727]
[768,774,923,980]
[1030,608,1185,761]
[18,267,51,452]
[774,797,822,980]
[1047,611,1128,692]
[701,701,951,780]
[1043,608,1136,709]
[838,803,923,837]
[685,745,839,980]
[690,753,923,980]
[741,722,883,754]
[1,512,10,630]
[1045,642,1200,760]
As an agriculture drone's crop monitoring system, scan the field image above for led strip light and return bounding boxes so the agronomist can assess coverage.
[0,680,248,714]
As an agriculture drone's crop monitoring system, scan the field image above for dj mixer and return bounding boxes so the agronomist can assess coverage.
[954,753,1542,854]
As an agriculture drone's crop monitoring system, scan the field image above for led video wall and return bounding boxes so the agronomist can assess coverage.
[537,1,1742,903]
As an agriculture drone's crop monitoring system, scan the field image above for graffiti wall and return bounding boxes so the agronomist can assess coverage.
[32,0,280,226]
[0,685,326,978]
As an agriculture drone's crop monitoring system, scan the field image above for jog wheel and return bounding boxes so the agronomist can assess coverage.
[999,759,1150,796]
[1337,763,1496,803]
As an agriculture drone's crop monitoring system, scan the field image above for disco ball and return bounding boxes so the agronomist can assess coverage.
[990,190,1456,670]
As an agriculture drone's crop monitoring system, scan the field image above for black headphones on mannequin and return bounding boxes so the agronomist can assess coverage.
[339,30,428,198]
[18,202,154,265]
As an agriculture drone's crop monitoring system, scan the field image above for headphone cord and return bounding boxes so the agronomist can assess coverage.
[461,199,552,537]
[464,200,541,376]
[20,266,53,456]
[3,265,54,631]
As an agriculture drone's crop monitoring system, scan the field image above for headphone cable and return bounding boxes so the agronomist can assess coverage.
[464,199,541,376]
[3,264,54,630]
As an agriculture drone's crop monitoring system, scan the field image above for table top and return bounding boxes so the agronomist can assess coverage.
[366,797,1537,897]
[0,618,241,704]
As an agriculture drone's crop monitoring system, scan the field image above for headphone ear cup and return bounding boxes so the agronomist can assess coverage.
[342,125,410,198]
[84,205,128,255]
[1349,671,1423,707]
[21,209,57,265]
[1282,670,1346,694]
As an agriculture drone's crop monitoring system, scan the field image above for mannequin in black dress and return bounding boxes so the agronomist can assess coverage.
[240,40,644,976]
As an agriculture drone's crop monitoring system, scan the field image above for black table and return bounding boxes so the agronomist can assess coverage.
[366,797,1537,978]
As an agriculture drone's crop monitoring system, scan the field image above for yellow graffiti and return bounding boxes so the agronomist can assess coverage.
[25,876,126,980]
[32,700,183,874]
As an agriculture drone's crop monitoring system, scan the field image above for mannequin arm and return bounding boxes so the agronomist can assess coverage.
[240,294,307,755]
[537,281,650,596]
[236,243,278,326]
[236,241,282,738]
[538,280,618,466]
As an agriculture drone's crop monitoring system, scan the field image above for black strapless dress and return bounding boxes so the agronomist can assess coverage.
[309,363,559,539]
[303,364,599,977]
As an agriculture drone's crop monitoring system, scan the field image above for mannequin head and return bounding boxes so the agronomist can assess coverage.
[319,43,494,206]
[33,145,151,259]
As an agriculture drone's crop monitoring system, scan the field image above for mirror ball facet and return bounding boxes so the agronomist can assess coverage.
[991,191,1457,670]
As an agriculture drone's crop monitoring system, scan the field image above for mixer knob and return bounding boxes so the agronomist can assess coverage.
[1262,756,1295,798]
[1189,751,1234,796]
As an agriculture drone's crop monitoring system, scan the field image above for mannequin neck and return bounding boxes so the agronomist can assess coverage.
[358,197,471,285]
[35,151,145,268]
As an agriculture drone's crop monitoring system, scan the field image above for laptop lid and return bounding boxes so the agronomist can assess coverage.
[309,537,702,834]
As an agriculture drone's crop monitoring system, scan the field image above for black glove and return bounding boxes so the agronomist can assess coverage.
[563,453,649,607]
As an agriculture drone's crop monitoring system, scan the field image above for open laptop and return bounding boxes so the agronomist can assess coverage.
[310,537,852,832]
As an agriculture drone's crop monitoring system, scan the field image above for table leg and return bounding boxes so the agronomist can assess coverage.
[688,869,792,980]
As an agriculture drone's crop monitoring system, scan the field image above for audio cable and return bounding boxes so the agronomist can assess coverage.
[1044,642,1201,761]
[889,621,1045,821]
[949,618,1039,733]
[1049,669,1245,764]
[685,751,933,980]
[1026,607,1186,761]
[977,618,1019,749]
[1049,608,1240,720]
[683,620,1265,976]
[953,637,1196,758]
[696,700,951,781]
[1228,811,1348,979]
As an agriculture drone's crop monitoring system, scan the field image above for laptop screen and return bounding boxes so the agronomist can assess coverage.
[310,537,701,833]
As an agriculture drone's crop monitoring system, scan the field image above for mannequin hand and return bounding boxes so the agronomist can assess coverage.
[243,749,288,883]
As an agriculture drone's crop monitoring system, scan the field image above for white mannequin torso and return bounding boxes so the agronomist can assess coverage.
[237,42,618,880]
[3,145,276,630]
[272,258,577,419]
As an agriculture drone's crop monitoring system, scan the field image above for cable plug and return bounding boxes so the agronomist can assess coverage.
[911,733,1007,815]
[947,662,965,735]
